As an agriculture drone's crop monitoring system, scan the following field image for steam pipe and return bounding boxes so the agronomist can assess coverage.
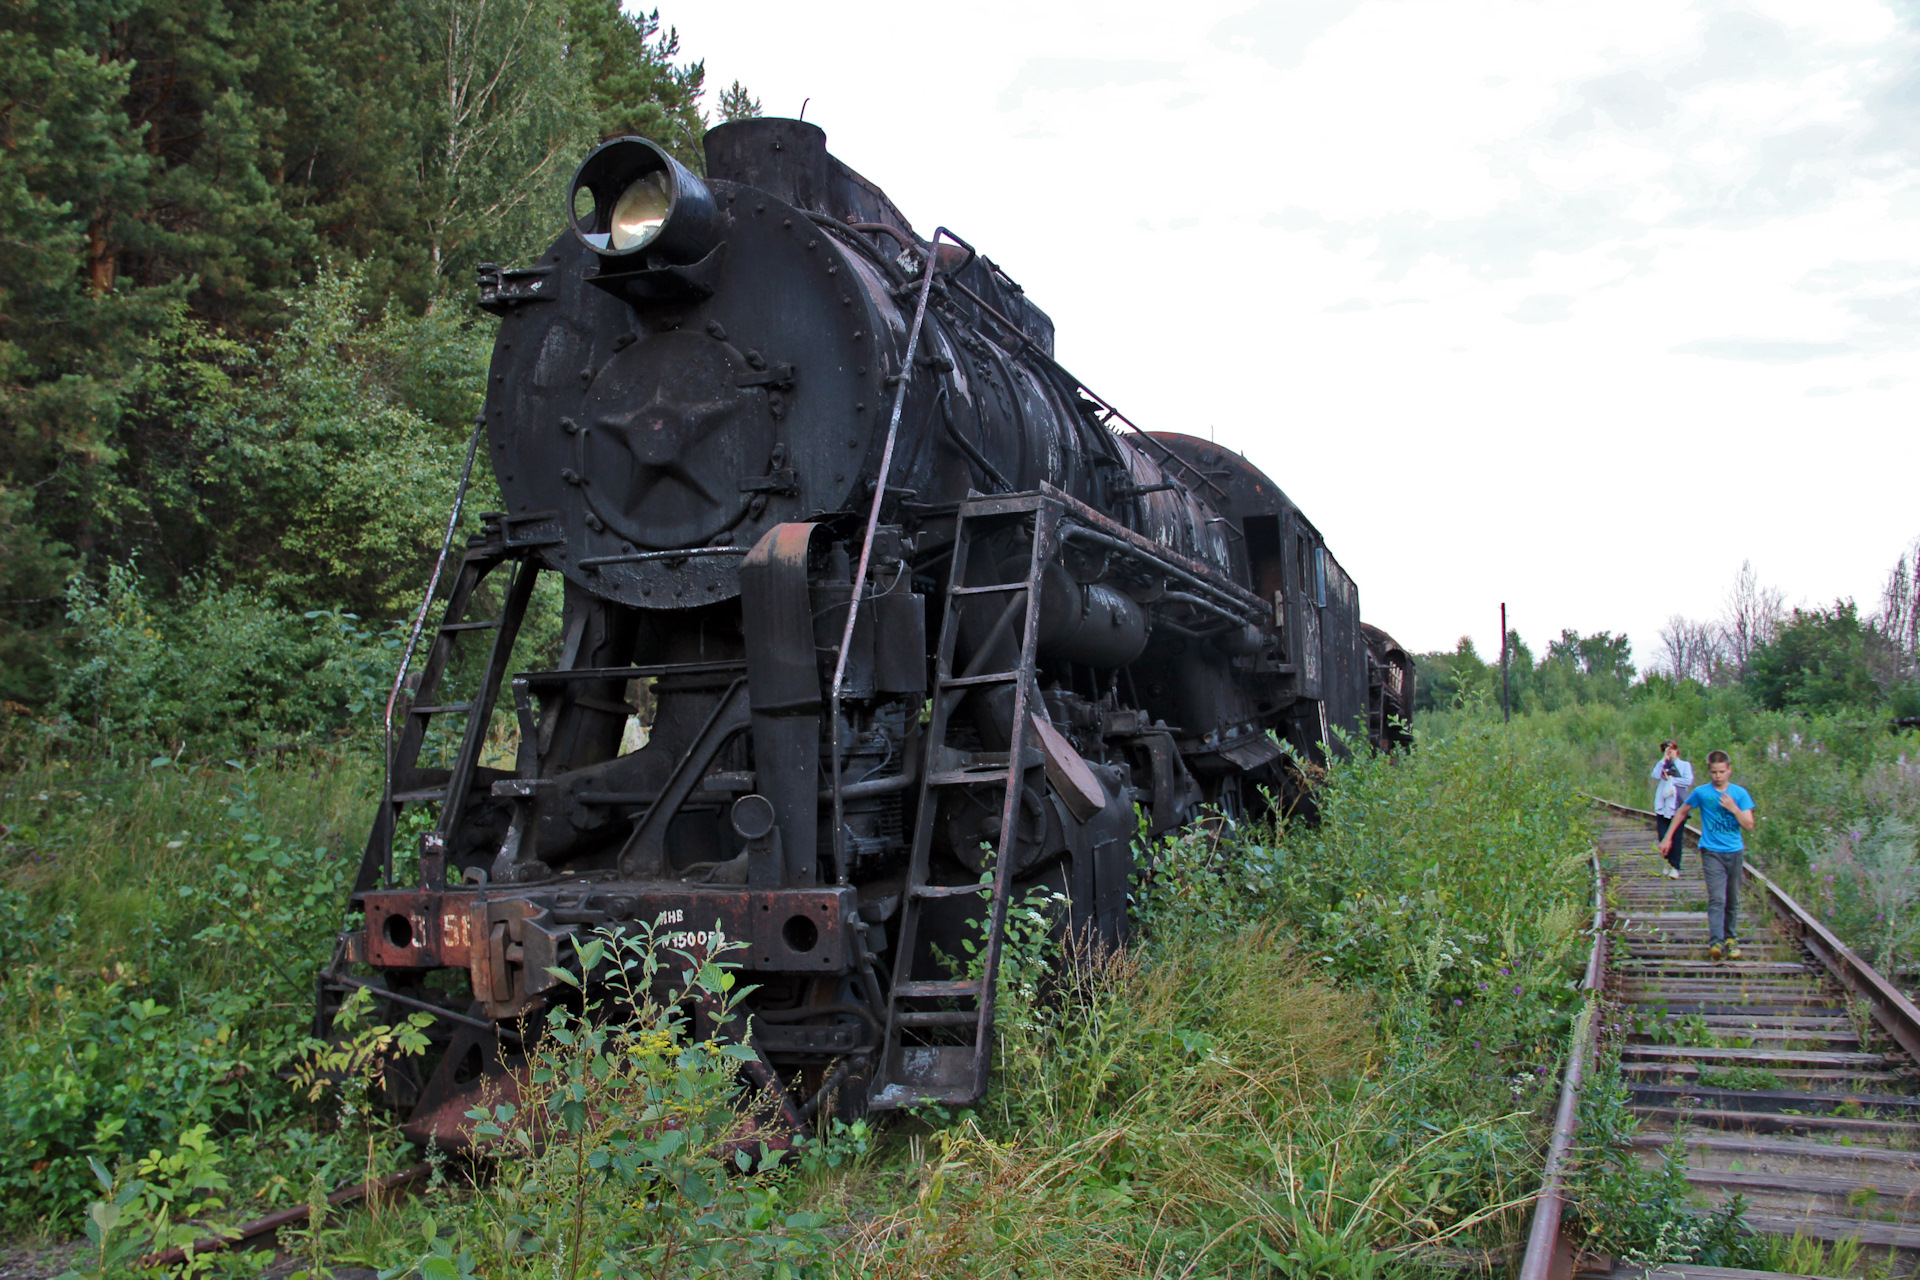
[1058,525,1260,623]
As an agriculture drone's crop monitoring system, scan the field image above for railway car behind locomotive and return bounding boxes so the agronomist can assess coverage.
[323,118,1414,1141]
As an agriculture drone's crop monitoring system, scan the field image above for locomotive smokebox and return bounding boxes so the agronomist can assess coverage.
[568,136,720,267]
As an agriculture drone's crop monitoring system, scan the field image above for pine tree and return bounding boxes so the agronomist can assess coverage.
[562,2,706,162]
[717,79,762,122]
[0,0,743,699]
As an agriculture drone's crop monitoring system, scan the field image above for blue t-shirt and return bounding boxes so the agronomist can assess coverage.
[1684,783,1755,852]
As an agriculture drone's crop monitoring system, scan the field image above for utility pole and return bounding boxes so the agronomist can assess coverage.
[1500,603,1511,724]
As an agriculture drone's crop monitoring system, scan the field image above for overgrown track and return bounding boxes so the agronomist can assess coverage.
[1578,800,1920,1274]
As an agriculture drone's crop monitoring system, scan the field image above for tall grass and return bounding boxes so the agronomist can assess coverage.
[822,937,1542,1278]
[4,707,1599,1277]
[807,714,1594,1278]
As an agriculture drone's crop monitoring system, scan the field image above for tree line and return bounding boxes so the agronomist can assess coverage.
[1416,547,1920,720]
[0,0,757,708]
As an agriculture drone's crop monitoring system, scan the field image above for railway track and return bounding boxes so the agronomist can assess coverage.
[1524,799,1920,1280]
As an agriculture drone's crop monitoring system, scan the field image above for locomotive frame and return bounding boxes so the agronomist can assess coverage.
[320,119,1413,1142]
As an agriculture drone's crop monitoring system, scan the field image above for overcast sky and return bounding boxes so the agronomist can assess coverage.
[665,0,1920,665]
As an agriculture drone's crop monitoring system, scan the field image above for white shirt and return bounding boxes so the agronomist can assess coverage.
[1650,757,1694,817]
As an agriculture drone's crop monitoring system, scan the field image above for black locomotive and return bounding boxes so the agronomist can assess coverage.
[325,119,1414,1142]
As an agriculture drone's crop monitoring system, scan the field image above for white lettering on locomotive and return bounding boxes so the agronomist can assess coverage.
[442,912,471,951]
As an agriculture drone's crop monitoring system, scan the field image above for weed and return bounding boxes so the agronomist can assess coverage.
[1668,1013,1725,1049]
[1766,1229,1866,1277]
[54,1127,241,1280]
[1564,1055,1765,1268]
[822,718,1594,1277]
[0,756,372,1227]
[1694,1065,1782,1091]
[427,923,831,1278]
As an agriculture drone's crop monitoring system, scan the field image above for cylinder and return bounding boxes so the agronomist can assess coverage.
[1036,566,1149,668]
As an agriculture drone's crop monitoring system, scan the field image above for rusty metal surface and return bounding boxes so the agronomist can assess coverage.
[142,1163,431,1269]
[362,884,857,987]
[1519,850,1606,1280]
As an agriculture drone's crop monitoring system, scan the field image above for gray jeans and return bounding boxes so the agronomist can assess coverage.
[1701,847,1744,943]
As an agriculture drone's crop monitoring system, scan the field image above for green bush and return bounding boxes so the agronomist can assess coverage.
[1139,716,1593,1089]
[0,762,372,1229]
[3,694,1606,1275]
[1800,816,1920,977]
[50,561,397,758]
[1745,602,1884,713]
[428,927,831,1279]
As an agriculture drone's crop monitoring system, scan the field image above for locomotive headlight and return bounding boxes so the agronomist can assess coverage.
[569,137,720,267]
[609,172,671,251]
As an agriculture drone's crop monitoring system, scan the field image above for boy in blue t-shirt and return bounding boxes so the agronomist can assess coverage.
[1658,749,1756,960]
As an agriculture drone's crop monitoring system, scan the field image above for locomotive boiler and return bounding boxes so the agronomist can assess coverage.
[323,118,1414,1140]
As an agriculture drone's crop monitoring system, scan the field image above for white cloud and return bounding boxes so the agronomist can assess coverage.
[996,57,1182,111]
[1210,0,1364,69]
[1671,338,1857,361]
[1509,294,1575,323]
[656,0,1920,662]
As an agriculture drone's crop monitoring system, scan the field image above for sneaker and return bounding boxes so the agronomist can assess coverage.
[1724,941,1742,961]
[1664,866,1681,879]
[1707,942,1724,962]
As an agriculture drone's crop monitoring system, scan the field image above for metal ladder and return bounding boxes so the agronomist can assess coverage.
[350,528,537,900]
[869,493,1060,1109]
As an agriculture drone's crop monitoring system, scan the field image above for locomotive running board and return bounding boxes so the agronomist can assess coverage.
[869,492,1057,1110]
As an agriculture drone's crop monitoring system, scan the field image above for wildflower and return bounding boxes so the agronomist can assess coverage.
[1453,998,1464,1006]
[1513,985,1523,996]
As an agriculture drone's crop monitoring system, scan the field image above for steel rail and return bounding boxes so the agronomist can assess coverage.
[1517,845,1607,1280]
[1586,794,1920,1065]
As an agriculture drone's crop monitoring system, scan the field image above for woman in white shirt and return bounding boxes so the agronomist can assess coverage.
[1649,739,1693,879]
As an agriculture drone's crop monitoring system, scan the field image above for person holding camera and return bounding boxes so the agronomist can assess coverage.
[1649,740,1693,878]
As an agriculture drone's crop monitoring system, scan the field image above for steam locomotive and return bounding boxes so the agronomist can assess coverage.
[324,118,1414,1141]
